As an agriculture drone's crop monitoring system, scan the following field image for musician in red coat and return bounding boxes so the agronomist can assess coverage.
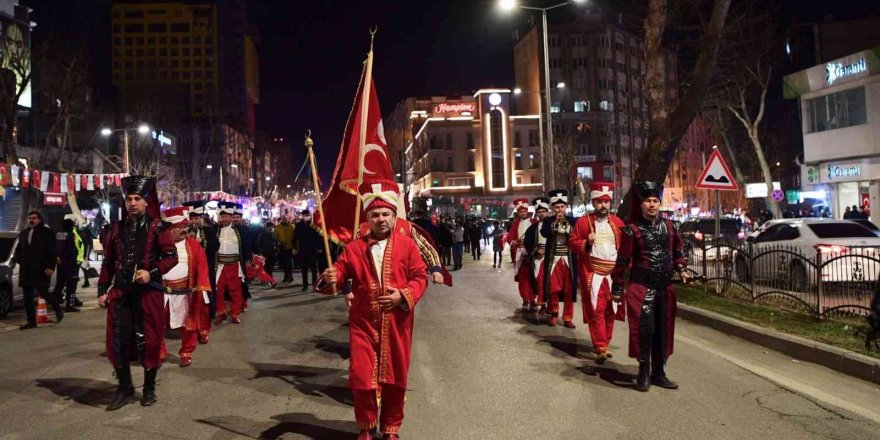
[611,181,688,392]
[159,207,212,368]
[317,178,428,440]
[97,176,178,410]
[569,182,625,362]
[505,199,537,313]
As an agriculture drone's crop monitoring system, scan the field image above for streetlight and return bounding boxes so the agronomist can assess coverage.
[101,124,151,174]
[498,0,586,189]
[556,82,566,89]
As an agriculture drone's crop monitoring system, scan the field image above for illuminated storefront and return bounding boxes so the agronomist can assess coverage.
[784,46,880,221]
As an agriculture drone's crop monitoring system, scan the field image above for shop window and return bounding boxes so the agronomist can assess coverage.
[806,87,867,133]
[515,152,522,170]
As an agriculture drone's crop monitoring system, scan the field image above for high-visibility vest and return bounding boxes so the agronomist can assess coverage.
[72,228,85,264]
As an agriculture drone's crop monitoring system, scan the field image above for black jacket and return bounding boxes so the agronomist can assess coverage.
[293,221,322,259]
[256,231,278,257]
[14,224,57,289]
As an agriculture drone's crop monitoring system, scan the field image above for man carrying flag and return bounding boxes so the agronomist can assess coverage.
[569,182,625,362]
[317,178,428,440]
[506,199,536,313]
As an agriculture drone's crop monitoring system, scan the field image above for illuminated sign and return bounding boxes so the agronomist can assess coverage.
[433,103,476,114]
[826,59,867,85]
[43,193,66,206]
[489,93,502,106]
[745,182,781,199]
[827,164,860,179]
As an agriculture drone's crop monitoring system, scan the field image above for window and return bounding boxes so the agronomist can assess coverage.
[574,101,588,112]
[446,133,453,149]
[467,132,474,148]
[516,175,525,184]
[446,156,453,171]
[573,57,586,69]
[577,167,593,180]
[148,23,166,33]
[467,152,475,171]
[514,131,521,147]
[574,78,586,90]
[529,153,539,169]
[549,58,562,69]
[447,177,474,187]
[170,23,189,33]
[577,143,589,155]
[548,35,561,47]
[603,166,614,181]
[514,152,522,170]
[599,100,614,111]
[490,109,505,188]
[430,135,439,149]
[806,87,867,133]
[550,102,561,113]
[571,35,584,47]
[809,223,876,238]
[528,130,538,147]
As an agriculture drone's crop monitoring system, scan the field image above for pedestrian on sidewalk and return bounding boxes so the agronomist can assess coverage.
[54,215,84,312]
[438,218,453,267]
[15,210,63,329]
[491,221,504,268]
[274,212,295,283]
[452,220,464,270]
[316,178,429,440]
[469,218,483,261]
[80,222,94,288]
[98,176,177,409]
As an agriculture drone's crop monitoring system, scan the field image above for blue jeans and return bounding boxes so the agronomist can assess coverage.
[452,242,464,268]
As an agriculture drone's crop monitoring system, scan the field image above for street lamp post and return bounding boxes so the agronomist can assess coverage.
[500,0,585,190]
[101,124,151,174]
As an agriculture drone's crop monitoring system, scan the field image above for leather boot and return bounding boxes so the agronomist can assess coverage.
[635,361,651,392]
[651,359,679,389]
[140,368,158,406]
[107,366,135,411]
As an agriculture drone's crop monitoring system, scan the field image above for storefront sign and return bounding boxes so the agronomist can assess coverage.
[827,164,861,179]
[826,58,867,85]
[801,165,820,185]
[43,192,66,206]
[745,182,781,199]
[433,103,476,115]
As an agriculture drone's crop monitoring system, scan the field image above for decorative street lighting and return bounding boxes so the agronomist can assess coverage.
[100,124,151,174]
[498,0,587,189]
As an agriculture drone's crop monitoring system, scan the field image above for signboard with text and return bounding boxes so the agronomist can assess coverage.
[432,102,476,116]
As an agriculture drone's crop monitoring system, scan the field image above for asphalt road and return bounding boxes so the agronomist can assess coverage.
[1,248,880,439]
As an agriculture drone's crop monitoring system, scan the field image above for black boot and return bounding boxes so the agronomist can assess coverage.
[107,366,135,411]
[635,361,651,392]
[650,359,679,389]
[140,368,158,406]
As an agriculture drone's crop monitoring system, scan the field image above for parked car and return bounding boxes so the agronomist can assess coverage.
[679,218,745,260]
[852,219,880,236]
[0,231,20,317]
[735,218,880,291]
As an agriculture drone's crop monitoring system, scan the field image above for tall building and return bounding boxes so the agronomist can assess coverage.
[399,89,542,218]
[513,10,677,201]
[111,2,219,119]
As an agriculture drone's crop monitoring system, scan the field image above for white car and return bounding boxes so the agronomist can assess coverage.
[734,218,880,291]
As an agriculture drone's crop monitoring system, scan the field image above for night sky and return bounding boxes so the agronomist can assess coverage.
[18,0,880,184]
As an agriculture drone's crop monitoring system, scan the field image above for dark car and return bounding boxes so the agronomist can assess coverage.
[679,218,744,243]
[0,231,20,317]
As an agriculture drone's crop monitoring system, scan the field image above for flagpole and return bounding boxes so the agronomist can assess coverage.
[305,130,335,289]
[353,26,377,233]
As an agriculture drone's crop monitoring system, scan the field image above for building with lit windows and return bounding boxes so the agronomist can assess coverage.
[401,89,542,218]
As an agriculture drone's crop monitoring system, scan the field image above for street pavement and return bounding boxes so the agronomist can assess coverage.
[2,247,880,439]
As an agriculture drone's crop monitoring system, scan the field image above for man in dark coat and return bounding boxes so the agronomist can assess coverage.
[293,209,322,291]
[54,215,84,312]
[256,221,278,280]
[97,176,178,409]
[15,210,63,329]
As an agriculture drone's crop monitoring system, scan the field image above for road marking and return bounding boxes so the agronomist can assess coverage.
[678,333,880,424]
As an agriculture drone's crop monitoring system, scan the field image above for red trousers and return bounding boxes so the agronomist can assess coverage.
[585,275,616,353]
[216,263,243,318]
[353,385,406,435]
[160,305,198,361]
[548,258,573,322]
[515,259,535,304]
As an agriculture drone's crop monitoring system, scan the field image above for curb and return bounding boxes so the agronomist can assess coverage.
[678,303,880,385]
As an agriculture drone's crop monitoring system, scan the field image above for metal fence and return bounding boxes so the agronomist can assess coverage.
[684,237,880,320]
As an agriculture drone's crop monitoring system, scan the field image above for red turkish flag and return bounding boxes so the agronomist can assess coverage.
[93,174,103,189]
[67,174,76,193]
[21,169,30,188]
[0,163,8,186]
[31,169,41,190]
[49,172,61,193]
[80,174,88,190]
[313,69,394,244]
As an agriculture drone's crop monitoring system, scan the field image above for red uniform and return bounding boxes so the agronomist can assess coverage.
[98,216,178,370]
[318,230,428,435]
[570,213,626,355]
[161,236,212,364]
[214,223,249,322]
[506,215,537,307]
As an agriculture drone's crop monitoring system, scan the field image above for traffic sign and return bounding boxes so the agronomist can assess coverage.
[771,189,785,202]
[695,149,739,191]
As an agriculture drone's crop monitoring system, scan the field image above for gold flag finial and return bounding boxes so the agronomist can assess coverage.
[304,129,313,149]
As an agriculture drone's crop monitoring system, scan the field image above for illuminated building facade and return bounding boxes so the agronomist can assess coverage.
[402,89,542,217]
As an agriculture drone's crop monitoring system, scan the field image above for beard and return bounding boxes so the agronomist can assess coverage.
[596,207,609,217]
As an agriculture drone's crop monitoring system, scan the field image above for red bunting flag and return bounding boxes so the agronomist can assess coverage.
[49,172,61,193]
[31,169,41,190]
[0,163,8,186]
